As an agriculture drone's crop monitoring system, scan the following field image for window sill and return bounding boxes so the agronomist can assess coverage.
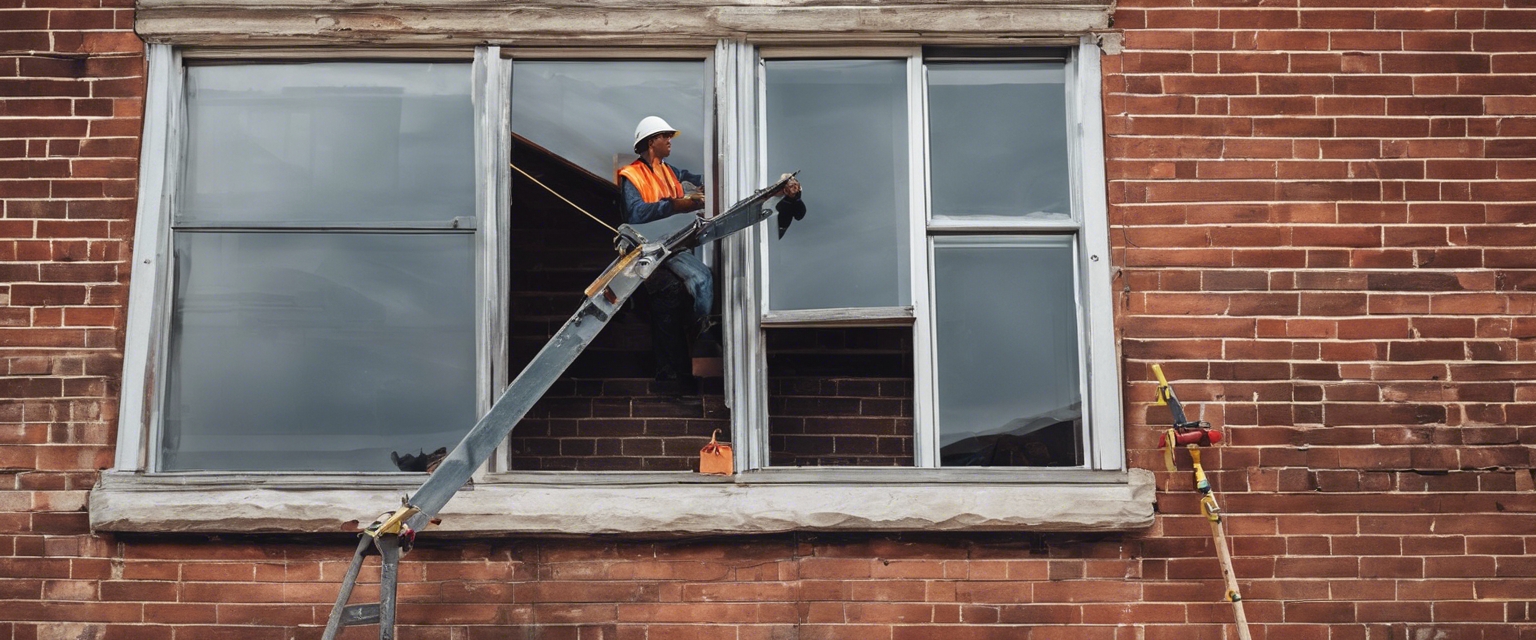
[90,468,1153,535]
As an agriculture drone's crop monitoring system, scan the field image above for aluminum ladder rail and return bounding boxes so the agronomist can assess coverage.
[320,174,796,640]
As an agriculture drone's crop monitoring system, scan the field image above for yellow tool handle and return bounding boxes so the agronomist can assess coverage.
[1152,364,1170,406]
[367,505,421,539]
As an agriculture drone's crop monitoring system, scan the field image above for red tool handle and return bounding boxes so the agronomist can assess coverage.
[1160,428,1223,448]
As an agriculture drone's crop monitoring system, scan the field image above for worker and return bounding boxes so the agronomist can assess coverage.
[619,116,803,396]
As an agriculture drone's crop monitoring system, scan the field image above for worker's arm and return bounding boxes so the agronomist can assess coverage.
[675,167,705,188]
[620,171,705,224]
[619,177,676,224]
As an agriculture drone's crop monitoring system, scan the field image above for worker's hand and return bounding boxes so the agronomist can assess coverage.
[670,197,705,213]
[782,177,801,199]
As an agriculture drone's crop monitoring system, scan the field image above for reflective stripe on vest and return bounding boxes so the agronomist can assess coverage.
[617,159,684,203]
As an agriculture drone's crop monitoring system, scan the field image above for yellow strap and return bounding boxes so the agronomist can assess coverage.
[1152,364,1171,406]
[1200,494,1222,523]
[510,162,620,235]
[1189,444,1212,494]
[1163,428,1178,472]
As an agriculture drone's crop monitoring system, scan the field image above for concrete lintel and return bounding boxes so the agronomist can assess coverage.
[135,2,1114,47]
[91,469,1154,535]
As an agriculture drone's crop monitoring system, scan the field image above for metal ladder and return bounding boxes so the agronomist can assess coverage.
[320,174,797,640]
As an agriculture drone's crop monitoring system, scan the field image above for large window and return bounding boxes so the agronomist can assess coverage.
[747,48,1118,471]
[122,59,486,472]
[116,43,1118,476]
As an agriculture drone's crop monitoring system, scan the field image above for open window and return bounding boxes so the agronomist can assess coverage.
[502,55,721,471]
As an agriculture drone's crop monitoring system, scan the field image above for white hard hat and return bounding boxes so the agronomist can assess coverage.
[633,116,679,149]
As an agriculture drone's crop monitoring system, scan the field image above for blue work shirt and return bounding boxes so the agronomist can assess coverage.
[618,161,707,225]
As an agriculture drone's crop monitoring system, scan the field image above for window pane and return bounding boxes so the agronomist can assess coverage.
[512,60,705,185]
[927,62,1070,221]
[934,237,1083,467]
[180,63,474,225]
[765,59,910,311]
[161,232,477,471]
[511,60,706,239]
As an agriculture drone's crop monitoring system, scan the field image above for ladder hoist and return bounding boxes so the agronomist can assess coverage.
[320,173,798,640]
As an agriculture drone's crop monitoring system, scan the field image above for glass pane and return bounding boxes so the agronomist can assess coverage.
[765,59,910,311]
[934,237,1083,467]
[161,232,477,471]
[927,62,1070,221]
[511,60,706,239]
[180,62,474,225]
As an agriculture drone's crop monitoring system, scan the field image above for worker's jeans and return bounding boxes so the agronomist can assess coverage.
[665,251,713,326]
[646,274,692,384]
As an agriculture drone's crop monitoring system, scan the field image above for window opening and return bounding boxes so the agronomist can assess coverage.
[504,59,724,471]
[922,50,1087,468]
[766,327,915,467]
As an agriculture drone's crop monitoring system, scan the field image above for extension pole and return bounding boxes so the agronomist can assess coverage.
[1152,364,1254,640]
[1187,446,1252,640]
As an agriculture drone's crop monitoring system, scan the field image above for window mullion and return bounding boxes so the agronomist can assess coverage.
[1071,39,1123,471]
[721,41,770,471]
[472,45,511,475]
[908,52,940,468]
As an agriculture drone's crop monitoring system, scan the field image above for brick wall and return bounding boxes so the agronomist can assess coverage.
[0,0,146,632]
[1107,0,1536,634]
[767,327,915,467]
[4,0,1536,638]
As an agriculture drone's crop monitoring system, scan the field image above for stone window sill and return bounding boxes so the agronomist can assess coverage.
[90,468,1153,535]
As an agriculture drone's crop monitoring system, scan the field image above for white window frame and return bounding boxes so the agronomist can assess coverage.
[731,41,1122,473]
[100,37,1146,536]
[118,42,1116,475]
[114,44,505,473]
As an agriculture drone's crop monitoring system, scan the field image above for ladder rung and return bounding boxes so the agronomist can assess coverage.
[339,603,381,626]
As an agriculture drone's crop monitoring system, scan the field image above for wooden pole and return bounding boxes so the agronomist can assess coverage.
[1189,447,1254,640]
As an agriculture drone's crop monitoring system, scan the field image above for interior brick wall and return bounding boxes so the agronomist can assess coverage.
[505,143,730,471]
[2,0,1535,638]
[767,327,915,467]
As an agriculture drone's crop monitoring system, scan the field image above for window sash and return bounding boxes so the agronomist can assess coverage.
[745,44,1119,471]
[925,234,1088,468]
[922,58,1079,229]
[758,56,915,315]
[120,47,503,473]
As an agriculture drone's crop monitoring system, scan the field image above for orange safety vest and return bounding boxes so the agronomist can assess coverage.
[616,159,685,204]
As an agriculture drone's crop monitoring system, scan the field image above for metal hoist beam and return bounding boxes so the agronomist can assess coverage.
[321,173,797,640]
